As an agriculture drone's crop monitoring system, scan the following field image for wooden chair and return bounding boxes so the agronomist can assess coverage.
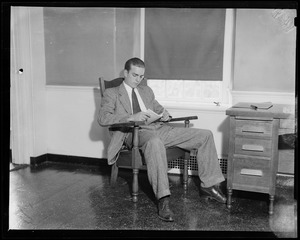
[99,77,198,202]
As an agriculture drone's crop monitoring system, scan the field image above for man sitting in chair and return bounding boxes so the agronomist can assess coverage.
[98,57,226,222]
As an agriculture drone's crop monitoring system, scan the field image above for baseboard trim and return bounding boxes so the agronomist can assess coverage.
[30,154,48,166]
[30,154,294,179]
[30,154,108,167]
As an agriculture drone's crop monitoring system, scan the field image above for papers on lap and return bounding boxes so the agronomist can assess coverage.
[145,109,163,125]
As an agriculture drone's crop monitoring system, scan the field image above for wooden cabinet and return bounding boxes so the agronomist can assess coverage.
[226,103,295,214]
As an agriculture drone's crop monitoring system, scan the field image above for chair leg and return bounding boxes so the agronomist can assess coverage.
[132,168,139,202]
[110,162,118,187]
[183,158,188,190]
[131,125,140,202]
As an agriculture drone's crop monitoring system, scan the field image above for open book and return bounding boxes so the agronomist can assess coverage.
[145,109,163,125]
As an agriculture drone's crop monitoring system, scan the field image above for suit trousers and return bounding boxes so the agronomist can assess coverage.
[125,123,225,200]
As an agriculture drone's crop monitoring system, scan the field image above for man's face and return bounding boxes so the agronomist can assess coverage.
[124,65,145,88]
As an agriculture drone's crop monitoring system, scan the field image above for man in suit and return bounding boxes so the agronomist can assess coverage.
[98,57,226,222]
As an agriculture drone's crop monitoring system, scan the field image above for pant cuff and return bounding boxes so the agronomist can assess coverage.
[200,176,225,188]
[157,189,171,200]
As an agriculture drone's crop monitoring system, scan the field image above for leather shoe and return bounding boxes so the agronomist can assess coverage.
[201,184,227,204]
[158,196,174,222]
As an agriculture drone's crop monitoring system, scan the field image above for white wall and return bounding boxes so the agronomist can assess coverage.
[46,86,110,158]
[233,9,296,92]
[46,86,230,159]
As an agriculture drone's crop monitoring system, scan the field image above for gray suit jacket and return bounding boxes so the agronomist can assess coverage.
[98,82,168,165]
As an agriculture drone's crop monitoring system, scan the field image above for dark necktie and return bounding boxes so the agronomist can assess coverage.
[132,88,141,114]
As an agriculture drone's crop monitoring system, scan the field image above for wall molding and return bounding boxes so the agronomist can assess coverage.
[11,7,47,164]
[30,153,108,166]
[11,7,35,164]
[30,154,48,166]
[29,154,294,178]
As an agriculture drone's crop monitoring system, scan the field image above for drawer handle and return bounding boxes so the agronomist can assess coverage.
[242,144,264,152]
[242,130,264,134]
[240,168,263,176]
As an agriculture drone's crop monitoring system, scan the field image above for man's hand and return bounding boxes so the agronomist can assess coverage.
[160,110,171,122]
[128,112,151,122]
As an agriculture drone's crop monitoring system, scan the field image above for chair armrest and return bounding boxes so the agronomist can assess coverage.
[103,116,198,129]
[102,121,145,128]
[168,116,198,122]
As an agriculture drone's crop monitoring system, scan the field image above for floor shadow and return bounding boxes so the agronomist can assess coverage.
[117,168,157,205]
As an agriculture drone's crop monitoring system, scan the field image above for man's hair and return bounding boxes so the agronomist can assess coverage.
[124,57,145,71]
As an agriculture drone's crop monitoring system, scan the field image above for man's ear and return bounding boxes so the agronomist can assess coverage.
[124,69,128,78]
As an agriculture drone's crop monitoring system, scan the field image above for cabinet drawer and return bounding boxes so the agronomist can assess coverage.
[235,137,272,157]
[232,156,271,191]
[235,119,272,137]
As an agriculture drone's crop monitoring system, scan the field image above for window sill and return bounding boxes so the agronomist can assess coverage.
[160,100,230,112]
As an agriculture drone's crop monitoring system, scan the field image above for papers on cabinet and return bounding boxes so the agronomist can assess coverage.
[233,102,273,110]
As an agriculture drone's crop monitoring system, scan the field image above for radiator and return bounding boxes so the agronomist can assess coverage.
[167,155,228,177]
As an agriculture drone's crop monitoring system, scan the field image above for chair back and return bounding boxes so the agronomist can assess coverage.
[99,77,148,97]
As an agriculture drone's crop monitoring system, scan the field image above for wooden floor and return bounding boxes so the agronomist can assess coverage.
[7,161,297,238]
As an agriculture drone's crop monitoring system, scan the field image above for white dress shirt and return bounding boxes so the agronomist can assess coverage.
[123,82,147,114]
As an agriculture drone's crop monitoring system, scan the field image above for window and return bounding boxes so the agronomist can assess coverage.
[144,8,226,80]
[44,8,140,86]
[141,9,235,106]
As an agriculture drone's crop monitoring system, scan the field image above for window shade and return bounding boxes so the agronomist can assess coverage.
[44,8,140,86]
[145,8,226,80]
